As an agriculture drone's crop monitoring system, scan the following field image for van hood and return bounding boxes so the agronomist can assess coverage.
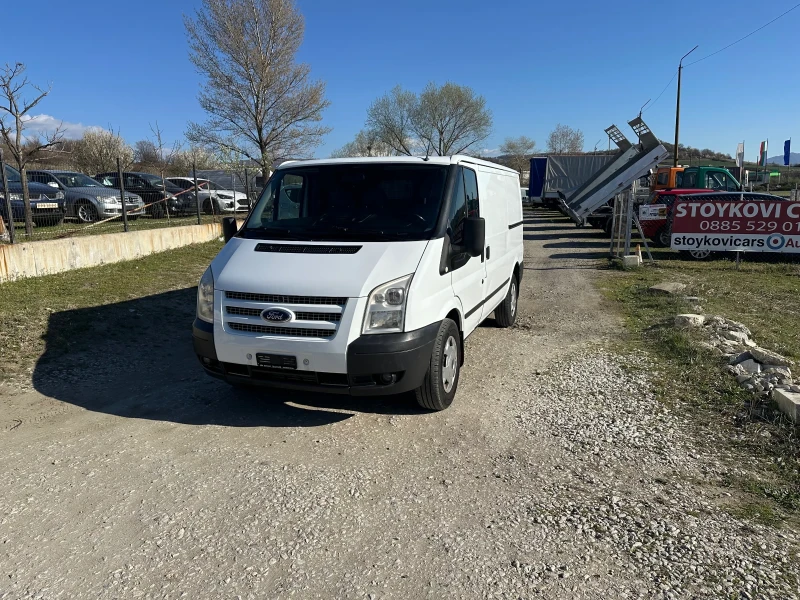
[212,237,430,298]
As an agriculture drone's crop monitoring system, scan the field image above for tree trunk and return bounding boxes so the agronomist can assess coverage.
[20,166,33,236]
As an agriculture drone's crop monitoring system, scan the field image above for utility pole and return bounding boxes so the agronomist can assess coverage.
[673,45,698,167]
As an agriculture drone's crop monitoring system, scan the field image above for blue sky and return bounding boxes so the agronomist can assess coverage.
[4,0,799,160]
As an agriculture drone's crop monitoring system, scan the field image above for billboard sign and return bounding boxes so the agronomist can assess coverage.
[671,199,800,253]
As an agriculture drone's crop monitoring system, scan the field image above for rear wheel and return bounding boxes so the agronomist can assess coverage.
[680,249,714,261]
[494,276,518,328]
[76,201,99,223]
[414,318,460,411]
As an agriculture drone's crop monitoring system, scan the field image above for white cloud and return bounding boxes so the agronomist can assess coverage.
[19,114,98,140]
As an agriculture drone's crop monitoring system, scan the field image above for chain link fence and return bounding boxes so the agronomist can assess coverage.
[1,155,261,244]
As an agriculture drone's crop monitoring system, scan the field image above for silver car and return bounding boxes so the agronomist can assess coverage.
[27,170,145,223]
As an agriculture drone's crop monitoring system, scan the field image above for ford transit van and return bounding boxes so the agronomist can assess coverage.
[193,156,524,410]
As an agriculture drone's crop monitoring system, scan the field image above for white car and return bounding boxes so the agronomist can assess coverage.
[167,177,250,214]
[192,156,525,411]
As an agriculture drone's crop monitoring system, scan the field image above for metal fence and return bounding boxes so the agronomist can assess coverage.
[0,155,261,244]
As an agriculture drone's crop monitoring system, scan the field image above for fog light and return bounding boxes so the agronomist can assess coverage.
[379,373,396,384]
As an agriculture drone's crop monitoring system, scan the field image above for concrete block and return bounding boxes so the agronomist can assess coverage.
[773,389,800,423]
[622,254,641,269]
[0,223,224,282]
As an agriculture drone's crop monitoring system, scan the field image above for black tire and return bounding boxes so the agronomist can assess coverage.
[414,318,461,411]
[76,201,99,223]
[151,202,166,219]
[494,275,519,328]
[650,226,671,248]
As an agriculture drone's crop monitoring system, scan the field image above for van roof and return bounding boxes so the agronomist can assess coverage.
[275,155,518,174]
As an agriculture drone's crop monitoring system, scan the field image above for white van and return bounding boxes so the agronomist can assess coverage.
[193,156,524,410]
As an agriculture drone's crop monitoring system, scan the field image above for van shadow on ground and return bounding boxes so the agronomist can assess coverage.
[31,288,423,428]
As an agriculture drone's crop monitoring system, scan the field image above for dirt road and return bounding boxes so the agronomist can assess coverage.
[2,211,797,599]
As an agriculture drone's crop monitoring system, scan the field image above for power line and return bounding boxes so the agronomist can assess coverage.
[643,70,677,113]
[685,2,800,67]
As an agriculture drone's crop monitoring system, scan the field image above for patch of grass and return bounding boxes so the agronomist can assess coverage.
[0,240,223,381]
[600,256,800,525]
[729,502,783,526]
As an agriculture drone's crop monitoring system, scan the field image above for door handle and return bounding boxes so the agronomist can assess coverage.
[486,246,491,260]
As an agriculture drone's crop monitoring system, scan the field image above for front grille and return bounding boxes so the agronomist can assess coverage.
[42,191,60,200]
[228,322,335,338]
[254,243,361,255]
[225,291,346,306]
[226,306,342,321]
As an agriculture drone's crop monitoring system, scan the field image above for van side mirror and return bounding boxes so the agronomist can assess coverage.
[463,217,485,257]
[222,216,238,243]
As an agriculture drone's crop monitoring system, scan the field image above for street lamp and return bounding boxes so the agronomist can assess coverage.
[673,45,698,167]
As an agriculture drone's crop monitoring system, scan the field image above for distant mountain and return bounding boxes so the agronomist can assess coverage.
[766,152,800,166]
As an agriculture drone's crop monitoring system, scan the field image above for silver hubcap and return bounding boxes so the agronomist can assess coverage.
[441,335,458,393]
[510,282,517,316]
[690,249,711,259]
[78,205,94,222]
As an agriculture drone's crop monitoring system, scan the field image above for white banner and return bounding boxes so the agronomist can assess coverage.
[736,143,744,168]
[639,204,668,221]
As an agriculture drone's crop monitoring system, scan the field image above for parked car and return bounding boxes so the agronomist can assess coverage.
[27,170,144,223]
[0,164,66,227]
[193,156,525,411]
[166,177,249,214]
[94,172,196,219]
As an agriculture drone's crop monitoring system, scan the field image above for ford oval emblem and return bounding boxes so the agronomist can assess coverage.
[261,308,293,323]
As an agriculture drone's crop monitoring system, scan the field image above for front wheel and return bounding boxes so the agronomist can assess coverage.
[150,202,166,219]
[494,276,518,328]
[76,201,99,223]
[414,318,461,411]
[650,226,671,248]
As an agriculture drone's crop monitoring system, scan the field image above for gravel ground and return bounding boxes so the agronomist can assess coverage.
[1,210,798,599]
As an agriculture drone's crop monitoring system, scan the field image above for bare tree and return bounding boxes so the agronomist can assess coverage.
[366,83,492,156]
[546,124,584,155]
[72,128,134,175]
[365,86,418,156]
[500,136,537,180]
[330,129,396,158]
[0,63,64,235]
[184,0,331,178]
[413,82,492,156]
[133,140,160,166]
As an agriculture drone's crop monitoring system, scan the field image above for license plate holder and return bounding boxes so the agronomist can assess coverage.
[36,203,58,209]
[256,353,297,369]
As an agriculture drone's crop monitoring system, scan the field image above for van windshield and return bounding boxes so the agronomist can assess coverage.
[243,164,449,241]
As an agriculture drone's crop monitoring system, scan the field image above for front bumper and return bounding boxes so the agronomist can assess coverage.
[193,318,439,396]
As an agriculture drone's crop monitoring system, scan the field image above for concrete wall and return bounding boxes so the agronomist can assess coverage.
[0,223,223,282]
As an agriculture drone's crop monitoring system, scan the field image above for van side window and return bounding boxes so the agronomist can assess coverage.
[705,172,726,190]
[675,172,683,187]
[683,171,696,187]
[656,171,668,186]
[448,167,467,244]
[463,168,479,218]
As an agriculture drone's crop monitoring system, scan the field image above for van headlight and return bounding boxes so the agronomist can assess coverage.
[362,274,412,334]
[197,267,214,323]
